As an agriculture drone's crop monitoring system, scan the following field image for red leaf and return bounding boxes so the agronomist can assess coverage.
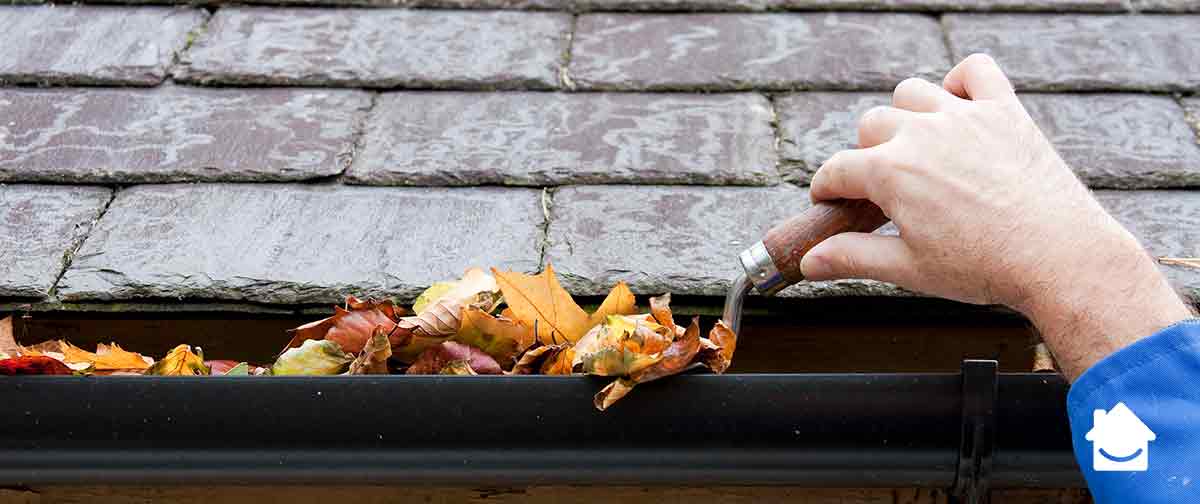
[0,356,73,375]
[406,341,501,375]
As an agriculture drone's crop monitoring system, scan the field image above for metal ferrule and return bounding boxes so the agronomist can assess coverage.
[739,241,786,296]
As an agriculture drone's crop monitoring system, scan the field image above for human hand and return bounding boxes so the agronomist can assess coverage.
[800,54,1192,378]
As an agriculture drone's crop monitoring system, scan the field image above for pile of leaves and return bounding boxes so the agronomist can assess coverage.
[0,266,737,410]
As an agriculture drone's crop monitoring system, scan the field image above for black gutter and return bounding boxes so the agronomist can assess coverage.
[0,368,1081,489]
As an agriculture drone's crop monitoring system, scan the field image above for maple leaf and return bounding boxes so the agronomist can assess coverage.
[572,315,672,377]
[348,326,392,375]
[700,319,738,374]
[588,281,638,329]
[493,264,591,345]
[272,340,353,376]
[0,355,73,375]
[285,296,402,355]
[145,345,210,376]
[406,341,501,375]
[453,306,535,369]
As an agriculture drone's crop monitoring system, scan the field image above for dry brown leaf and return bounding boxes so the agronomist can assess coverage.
[700,319,737,374]
[285,296,401,354]
[417,267,501,314]
[1160,257,1200,269]
[349,326,392,375]
[588,282,637,329]
[648,293,676,337]
[493,264,591,345]
[390,299,463,363]
[0,316,17,358]
[439,360,479,375]
[454,306,535,368]
[406,341,501,375]
[594,378,636,410]
[542,346,575,375]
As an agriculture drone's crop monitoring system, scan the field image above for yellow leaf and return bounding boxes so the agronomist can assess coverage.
[492,264,591,344]
[412,282,457,315]
[588,281,637,329]
[572,315,670,376]
[144,345,210,376]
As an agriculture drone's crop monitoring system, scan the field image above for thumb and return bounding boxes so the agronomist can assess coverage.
[800,232,916,286]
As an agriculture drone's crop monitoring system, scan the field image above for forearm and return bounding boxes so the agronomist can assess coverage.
[1015,218,1194,380]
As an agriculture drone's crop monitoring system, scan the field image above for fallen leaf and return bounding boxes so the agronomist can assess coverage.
[493,264,591,345]
[145,345,210,376]
[648,293,676,337]
[0,316,18,357]
[594,378,636,411]
[572,315,671,376]
[206,360,242,375]
[407,341,501,375]
[700,319,737,374]
[272,340,352,376]
[0,356,73,375]
[389,299,462,362]
[285,296,401,354]
[415,268,500,315]
[1160,257,1200,269]
[223,362,251,376]
[439,360,479,375]
[588,282,638,329]
[349,326,392,375]
[453,306,535,368]
[411,281,457,315]
[24,340,153,374]
[593,317,703,411]
[508,343,574,375]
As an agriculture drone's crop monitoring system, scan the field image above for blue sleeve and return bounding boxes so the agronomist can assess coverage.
[1068,320,1200,503]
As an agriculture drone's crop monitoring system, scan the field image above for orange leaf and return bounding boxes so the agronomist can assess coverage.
[492,264,590,345]
[700,319,738,374]
[454,306,535,368]
[588,282,637,329]
[348,326,392,375]
[59,341,152,373]
[648,293,676,337]
[144,345,210,376]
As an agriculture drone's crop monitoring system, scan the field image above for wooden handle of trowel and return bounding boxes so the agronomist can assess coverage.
[763,199,890,284]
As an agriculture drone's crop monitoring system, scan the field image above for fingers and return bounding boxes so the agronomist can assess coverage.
[892,77,963,112]
[942,53,1016,102]
[857,106,918,148]
[809,146,886,202]
[800,232,917,287]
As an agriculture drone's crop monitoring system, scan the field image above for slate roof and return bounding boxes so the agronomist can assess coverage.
[0,0,1197,312]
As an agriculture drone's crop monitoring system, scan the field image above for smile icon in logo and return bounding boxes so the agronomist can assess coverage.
[1085,402,1156,472]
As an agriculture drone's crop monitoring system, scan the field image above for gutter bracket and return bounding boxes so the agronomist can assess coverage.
[950,359,998,504]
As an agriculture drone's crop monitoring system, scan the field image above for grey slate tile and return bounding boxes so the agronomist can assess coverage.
[578,0,1123,10]
[1183,98,1200,139]
[775,93,1200,188]
[944,14,1200,91]
[776,93,889,184]
[177,8,569,89]
[56,185,545,304]
[347,92,777,186]
[545,185,907,298]
[0,86,372,184]
[0,6,205,86]
[0,185,111,298]
[568,13,950,91]
[1132,0,1200,11]
[1097,191,1200,304]
[547,185,1200,303]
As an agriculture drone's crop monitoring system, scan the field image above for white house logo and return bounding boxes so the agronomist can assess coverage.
[1085,402,1156,472]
